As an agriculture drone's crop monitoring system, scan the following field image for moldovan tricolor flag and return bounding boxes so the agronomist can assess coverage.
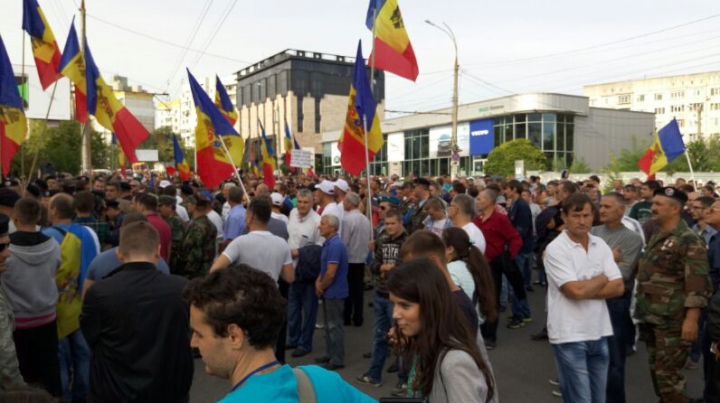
[85,40,149,163]
[22,0,62,90]
[59,20,87,123]
[638,118,686,176]
[173,134,191,181]
[0,36,28,176]
[258,120,276,189]
[338,41,384,176]
[366,0,418,81]
[284,121,296,167]
[187,69,236,189]
[215,75,243,166]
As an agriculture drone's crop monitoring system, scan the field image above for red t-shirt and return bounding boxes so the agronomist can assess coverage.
[146,213,172,262]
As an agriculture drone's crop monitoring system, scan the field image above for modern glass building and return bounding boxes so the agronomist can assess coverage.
[321,93,655,177]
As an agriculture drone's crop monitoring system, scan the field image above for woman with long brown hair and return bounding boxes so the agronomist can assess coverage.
[442,227,497,327]
[387,259,496,403]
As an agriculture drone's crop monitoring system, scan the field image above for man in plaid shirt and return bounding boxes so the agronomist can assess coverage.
[73,191,110,250]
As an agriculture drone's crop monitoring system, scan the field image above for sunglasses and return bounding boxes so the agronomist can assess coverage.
[0,242,9,252]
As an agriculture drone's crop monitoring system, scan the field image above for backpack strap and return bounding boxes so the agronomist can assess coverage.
[292,367,317,403]
[52,225,68,237]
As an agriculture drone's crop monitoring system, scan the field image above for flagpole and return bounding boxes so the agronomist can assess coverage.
[361,9,378,231]
[20,33,26,181]
[685,150,697,191]
[216,134,251,202]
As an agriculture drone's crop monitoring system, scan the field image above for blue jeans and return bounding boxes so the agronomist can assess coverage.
[510,253,532,320]
[287,282,318,352]
[606,295,631,403]
[517,252,532,288]
[58,329,90,403]
[366,293,393,382]
[553,337,610,403]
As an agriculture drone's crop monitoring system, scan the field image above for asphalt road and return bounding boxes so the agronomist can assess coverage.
[189,284,705,402]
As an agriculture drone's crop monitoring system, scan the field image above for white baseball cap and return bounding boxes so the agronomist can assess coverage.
[334,178,349,193]
[270,192,284,207]
[158,180,171,189]
[317,180,335,195]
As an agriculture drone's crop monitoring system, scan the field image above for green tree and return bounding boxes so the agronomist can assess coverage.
[42,121,83,174]
[91,131,110,169]
[569,157,591,174]
[484,139,546,177]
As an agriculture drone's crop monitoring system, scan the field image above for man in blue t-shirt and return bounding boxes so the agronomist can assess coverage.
[184,264,375,403]
[315,214,349,370]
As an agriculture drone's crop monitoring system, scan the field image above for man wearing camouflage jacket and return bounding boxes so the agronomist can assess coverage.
[0,213,24,390]
[636,187,712,403]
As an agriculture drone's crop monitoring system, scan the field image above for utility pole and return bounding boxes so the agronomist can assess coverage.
[80,0,92,175]
[426,20,459,179]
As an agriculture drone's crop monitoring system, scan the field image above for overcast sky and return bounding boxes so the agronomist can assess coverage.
[2,0,720,118]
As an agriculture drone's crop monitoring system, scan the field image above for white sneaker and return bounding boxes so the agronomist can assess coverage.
[552,390,562,398]
[548,378,560,386]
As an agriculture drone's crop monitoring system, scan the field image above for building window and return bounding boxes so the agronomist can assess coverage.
[690,103,703,111]
[655,107,666,114]
[618,94,631,104]
[655,93,663,101]
[711,88,720,96]
[637,94,645,102]
[710,103,720,111]
[677,119,685,128]
[671,90,684,99]
[315,98,321,134]
[670,105,685,113]
[297,97,304,133]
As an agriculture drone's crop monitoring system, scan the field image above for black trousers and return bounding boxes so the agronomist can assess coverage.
[275,280,289,364]
[481,252,527,342]
[14,320,62,397]
[344,263,366,326]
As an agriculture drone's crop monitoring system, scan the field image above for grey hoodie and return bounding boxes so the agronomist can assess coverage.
[1,231,60,328]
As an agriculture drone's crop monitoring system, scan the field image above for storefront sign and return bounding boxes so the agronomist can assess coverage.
[387,133,405,162]
[469,119,494,156]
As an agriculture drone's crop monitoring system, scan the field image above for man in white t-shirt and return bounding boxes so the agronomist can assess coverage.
[544,193,624,403]
[210,195,294,284]
[270,192,289,225]
[448,193,486,253]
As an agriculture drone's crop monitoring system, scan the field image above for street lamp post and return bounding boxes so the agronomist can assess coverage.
[426,20,459,179]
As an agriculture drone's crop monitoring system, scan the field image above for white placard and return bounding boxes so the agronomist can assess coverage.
[135,149,159,162]
[331,141,341,166]
[387,132,405,162]
[291,149,314,168]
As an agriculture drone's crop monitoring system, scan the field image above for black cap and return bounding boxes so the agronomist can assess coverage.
[2,178,19,188]
[25,184,41,198]
[654,187,688,205]
[33,178,48,192]
[0,188,20,207]
[120,182,132,191]
[0,213,9,236]
[106,200,120,209]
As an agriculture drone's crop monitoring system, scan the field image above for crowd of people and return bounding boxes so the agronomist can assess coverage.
[0,169,719,402]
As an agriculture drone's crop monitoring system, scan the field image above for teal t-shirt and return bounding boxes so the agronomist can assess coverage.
[218,364,377,403]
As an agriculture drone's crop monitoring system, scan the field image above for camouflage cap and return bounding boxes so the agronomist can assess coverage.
[654,187,688,205]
